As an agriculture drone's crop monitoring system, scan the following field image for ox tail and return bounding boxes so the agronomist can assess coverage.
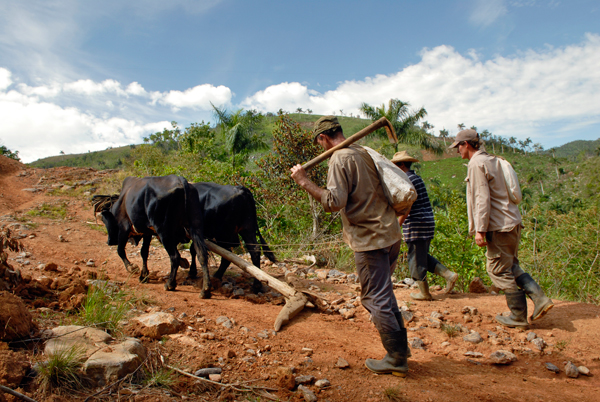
[183,180,209,268]
[92,194,120,217]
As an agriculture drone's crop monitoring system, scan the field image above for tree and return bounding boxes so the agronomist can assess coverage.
[528,168,547,195]
[439,129,449,145]
[0,145,19,161]
[360,99,442,154]
[296,107,304,114]
[533,143,544,155]
[257,111,328,240]
[509,137,517,153]
[212,104,268,167]
[596,145,600,156]
[457,123,465,130]
[144,121,181,152]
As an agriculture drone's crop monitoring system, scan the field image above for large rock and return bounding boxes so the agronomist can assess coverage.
[131,312,185,339]
[489,350,517,364]
[0,291,37,341]
[43,326,146,387]
[0,349,30,388]
[463,331,483,344]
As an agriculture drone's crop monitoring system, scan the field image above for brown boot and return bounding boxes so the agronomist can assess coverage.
[410,280,433,301]
[434,263,458,294]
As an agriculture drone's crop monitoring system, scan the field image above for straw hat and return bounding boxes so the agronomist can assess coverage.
[391,150,419,164]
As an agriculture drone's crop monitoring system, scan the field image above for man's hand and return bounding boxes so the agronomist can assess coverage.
[475,231,488,247]
[290,164,309,187]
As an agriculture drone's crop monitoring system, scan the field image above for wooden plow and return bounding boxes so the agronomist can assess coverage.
[205,117,398,331]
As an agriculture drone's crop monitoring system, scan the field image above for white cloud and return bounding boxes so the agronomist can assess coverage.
[158,84,233,111]
[242,34,600,143]
[469,0,508,27]
[0,68,12,90]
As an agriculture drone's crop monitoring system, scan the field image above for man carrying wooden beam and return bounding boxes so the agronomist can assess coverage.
[290,116,409,377]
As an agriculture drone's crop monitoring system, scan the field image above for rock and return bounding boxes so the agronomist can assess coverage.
[531,338,546,351]
[216,316,233,329]
[403,278,415,286]
[315,379,330,388]
[401,310,414,323]
[43,262,59,272]
[545,363,560,373]
[347,273,358,283]
[432,285,442,291]
[233,288,245,297]
[578,366,591,376]
[461,306,478,315]
[170,334,201,347]
[298,384,318,402]
[83,338,146,387]
[335,357,350,368]
[427,318,442,328]
[489,350,517,364]
[430,311,444,320]
[301,347,314,356]
[194,367,222,377]
[441,341,451,347]
[463,331,483,344]
[86,260,95,267]
[463,315,473,323]
[0,292,37,341]
[328,269,345,278]
[200,332,215,340]
[464,351,484,358]
[409,337,425,349]
[209,374,222,382]
[295,374,315,385]
[565,362,579,378]
[526,332,537,342]
[246,349,256,356]
[487,331,498,338]
[468,277,488,293]
[132,312,185,339]
[227,349,236,358]
[339,308,355,319]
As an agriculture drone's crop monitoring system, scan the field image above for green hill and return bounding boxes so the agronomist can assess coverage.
[554,138,600,159]
[28,145,135,169]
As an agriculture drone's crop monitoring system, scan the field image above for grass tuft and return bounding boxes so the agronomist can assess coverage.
[440,323,461,338]
[36,345,86,393]
[78,283,130,334]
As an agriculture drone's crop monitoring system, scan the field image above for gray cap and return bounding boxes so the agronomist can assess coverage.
[449,129,478,148]
[313,115,341,144]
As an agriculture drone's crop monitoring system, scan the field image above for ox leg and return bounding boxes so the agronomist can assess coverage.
[187,242,198,280]
[162,240,181,291]
[213,240,234,280]
[117,231,138,273]
[139,233,152,283]
[240,230,263,292]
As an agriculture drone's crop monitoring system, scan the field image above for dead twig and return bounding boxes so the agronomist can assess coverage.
[0,385,38,402]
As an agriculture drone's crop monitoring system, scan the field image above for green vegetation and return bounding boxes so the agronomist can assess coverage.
[77,283,131,334]
[440,323,461,338]
[23,106,600,304]
[0,144,20,161]
[36,345,86,393]
[26,202,68,220]
[29,145,133,169]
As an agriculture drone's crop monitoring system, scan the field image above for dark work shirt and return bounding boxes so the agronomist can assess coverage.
[402,170,435,242]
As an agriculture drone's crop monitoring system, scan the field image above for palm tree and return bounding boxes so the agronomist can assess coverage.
[457,123,465,130]
[439,129,449,145]
[549,147,561,179]
[360,99,442,154]
[212,103,268,167]
[509,137,517,153]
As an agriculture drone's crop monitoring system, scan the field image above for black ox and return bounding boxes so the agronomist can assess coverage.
[188,182,277,287]
[93,175,212,297]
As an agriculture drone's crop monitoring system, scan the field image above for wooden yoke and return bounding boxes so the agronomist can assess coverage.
[302,117,397,171]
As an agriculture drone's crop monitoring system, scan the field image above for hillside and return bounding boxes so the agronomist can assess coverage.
[554,138,600,159]
[28,144,134,169]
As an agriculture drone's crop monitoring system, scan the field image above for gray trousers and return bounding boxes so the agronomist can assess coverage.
[354,240,402,333]
[406,239,440,281]
[485,226,526,292]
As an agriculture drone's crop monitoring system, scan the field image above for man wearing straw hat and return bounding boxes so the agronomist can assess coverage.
[391,151,458,300]
[290,116,409,377]
[450,129,553,327]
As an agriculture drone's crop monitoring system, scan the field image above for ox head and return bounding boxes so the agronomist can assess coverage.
[100,210,119,246]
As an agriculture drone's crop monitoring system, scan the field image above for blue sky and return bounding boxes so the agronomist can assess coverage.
[1,0,599,162]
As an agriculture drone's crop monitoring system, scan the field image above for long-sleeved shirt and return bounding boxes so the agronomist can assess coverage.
[402,170,435,242]
[320,145,402,252]
[466,150,522,236]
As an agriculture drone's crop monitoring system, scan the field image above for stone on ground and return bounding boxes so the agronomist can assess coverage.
[565,362,579,378]
[468,277,488,293]
[463,331,483,344]
[489,350,517,364]
[545,363,560,373]
[131,312,185,339]
[298,384,318,402]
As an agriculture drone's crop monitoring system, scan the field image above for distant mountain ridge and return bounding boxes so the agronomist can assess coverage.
[554,138,600,158]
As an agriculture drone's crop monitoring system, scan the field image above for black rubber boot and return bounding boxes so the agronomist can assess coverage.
[516,273,554,321]
[410,280,433,301]
[393,311,411,358]
[365,330,409,377]
[495,290,529,328]
[434,263,458,294]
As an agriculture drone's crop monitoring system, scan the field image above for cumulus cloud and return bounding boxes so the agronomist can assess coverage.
[0,68,11,90]
[242,33,600,143]
[157,84,233,111]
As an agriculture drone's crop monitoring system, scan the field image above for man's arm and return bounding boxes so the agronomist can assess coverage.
[471,164,490,247]
[290,164,326,201]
